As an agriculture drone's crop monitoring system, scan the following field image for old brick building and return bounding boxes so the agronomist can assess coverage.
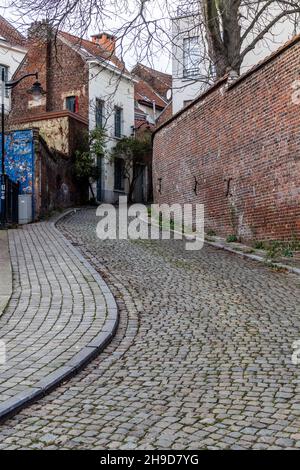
[9,21,136,208]
[153,35,300,242]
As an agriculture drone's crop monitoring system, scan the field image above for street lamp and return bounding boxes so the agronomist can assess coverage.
[1,71,46,227]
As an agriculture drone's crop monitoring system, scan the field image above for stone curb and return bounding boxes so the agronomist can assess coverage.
[0,231,12,318]
[204,240,300,276]
[0,209,119,423]
[138,215,300,277]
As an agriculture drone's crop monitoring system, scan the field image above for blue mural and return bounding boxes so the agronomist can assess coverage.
[0,130,34,194]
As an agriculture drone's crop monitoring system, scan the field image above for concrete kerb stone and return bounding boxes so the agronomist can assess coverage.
[204,240,300,276]
[138,214,300,277]
[0,209,119,423]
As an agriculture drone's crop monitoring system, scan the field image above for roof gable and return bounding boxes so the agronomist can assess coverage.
[132,63,172,99]
[135,78,168,109]
[0,14,26,47]
[59,31,126,72]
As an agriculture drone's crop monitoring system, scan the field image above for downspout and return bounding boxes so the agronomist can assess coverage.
[152,100,156,121]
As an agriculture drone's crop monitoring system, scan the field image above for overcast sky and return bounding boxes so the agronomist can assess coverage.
[0,0,174,73]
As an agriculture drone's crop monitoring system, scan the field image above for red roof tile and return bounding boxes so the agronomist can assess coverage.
[135,78,168,109]
[59,31,126,72]
[0,14,26,47]
[132,63,172,99]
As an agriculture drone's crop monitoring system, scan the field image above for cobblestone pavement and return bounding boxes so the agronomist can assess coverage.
[0,208,299,449]
[0,219,111,404]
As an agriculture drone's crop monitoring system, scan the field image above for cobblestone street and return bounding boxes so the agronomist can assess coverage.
[0,208,299,449]
[0,216,117,416]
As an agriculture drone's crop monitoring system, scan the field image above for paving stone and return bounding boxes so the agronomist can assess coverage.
[0,217,116,418]
[0,208,299,450]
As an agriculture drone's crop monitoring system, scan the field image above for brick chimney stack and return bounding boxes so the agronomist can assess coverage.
[91,32,116,54]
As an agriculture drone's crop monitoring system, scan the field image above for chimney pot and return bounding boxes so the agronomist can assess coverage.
[91,32,116,54]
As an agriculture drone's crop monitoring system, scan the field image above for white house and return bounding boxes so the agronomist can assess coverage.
[172,2,296,114]
[0,15,27,113]
[60,31,136,203]
[89,59,135,203]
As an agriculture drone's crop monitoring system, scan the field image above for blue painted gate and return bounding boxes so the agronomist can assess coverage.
[0,129,35,222]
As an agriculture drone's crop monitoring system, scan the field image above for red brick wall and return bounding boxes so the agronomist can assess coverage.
[153,40,300,242]
[9,23,89,123]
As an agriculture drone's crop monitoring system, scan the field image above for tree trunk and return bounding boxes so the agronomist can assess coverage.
[220,0,242,73]
[202,0,241,78]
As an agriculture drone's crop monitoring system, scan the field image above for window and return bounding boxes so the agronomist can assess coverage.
[95,98,104,128]
[0,65,9,98]
[183,37,201,78]
[66,96,78,113]
[114,106,123,138]
[114,158,125,191]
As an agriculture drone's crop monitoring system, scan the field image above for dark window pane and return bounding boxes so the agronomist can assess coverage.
[183,37,201,78]
[114,107,122,138]
[66,96,76,112]
[114,158,125,191]
[96,99,104,128]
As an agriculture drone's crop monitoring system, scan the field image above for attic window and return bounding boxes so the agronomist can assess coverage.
[66,95,79,113]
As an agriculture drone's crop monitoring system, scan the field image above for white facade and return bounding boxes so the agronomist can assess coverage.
[88,60,135,203]
[172,13,207,114]
[172,6,296,114]
[0,38,26,113]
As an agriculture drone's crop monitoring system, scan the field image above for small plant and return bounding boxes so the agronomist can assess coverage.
[253,240,266,250]
[206,229,216,236]
[265,241,282,260]
[74,127,107,201]
[282,248,293,258]
[226,234,238,243]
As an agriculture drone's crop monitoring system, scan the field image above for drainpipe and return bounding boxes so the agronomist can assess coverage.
[152,100,156,121]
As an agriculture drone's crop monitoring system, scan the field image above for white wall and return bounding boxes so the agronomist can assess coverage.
[171,14,210,114]
[0,40,26,113]
[172,10,295,114]
[89,62,135,203]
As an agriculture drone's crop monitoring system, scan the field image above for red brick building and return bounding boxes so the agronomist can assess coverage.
[153,36,300,242]
[132,63,172,132]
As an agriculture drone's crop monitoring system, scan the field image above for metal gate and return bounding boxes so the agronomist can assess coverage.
[1,175,19,225]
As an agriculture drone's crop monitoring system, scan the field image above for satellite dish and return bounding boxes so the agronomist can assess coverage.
[166,89,172,101]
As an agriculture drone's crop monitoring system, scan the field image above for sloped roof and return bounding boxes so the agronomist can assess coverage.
[0,14,26,47]
[156,101,173,127]
[135,78,168,109]
[132,63,172,99]
[59,31,126,72]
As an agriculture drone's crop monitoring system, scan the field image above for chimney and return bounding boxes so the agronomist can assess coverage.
[91,32,116,54]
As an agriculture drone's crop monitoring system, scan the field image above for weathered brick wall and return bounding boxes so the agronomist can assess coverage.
[9,22,89,123]
[153,39,300,242]
[33,130,87,217]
